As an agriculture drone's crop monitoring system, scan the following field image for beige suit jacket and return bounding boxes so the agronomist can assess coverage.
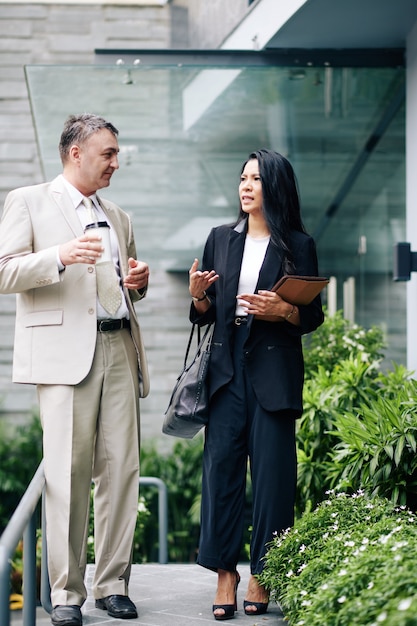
[0,176,149,397]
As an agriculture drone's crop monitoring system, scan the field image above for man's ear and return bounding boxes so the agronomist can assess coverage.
[69,144,81,164]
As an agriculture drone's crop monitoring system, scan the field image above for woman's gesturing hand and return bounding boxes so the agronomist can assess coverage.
[189,258,219,300]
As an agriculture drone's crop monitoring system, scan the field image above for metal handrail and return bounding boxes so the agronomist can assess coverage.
[0,461,168,626]
[0,462,45,626]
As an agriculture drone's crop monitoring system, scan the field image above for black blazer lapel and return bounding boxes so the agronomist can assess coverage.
[222,220,247,322]
[256,241,284,292]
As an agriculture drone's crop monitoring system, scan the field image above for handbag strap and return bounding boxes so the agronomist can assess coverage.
[183,323,213,368]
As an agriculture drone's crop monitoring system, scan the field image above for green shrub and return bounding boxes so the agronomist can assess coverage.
[0,414,43,533]
[297,310,390,515]
[303,309,385,378]
[328,364,417,509]
[260,491,417,626]
[297,357,383,515]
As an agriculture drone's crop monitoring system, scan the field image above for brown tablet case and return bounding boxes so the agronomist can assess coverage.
[272,275,329,305]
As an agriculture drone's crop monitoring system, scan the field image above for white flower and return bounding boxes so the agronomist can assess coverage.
[299,544,307,552]
[344,540,355,547]
[321,583,329,590]
[367,582,374,589]
[376,611,387,622]
[337,596,347,603]
[300,590,308,596]
[286,570,294,578]
[301,600,311,606]
[398,598,412,611]
[338,569,348,576]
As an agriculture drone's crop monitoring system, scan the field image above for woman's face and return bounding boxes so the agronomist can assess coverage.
[239,158,263,216]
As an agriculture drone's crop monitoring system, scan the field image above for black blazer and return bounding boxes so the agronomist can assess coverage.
[190,218,324,415]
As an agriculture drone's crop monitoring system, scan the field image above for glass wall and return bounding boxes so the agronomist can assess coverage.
[25,60,406,426]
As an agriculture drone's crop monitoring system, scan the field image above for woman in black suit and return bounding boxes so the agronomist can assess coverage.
[189,149,324,620]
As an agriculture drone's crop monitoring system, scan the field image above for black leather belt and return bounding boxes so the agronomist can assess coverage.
[234,316,248,326]
[97,318,130,332]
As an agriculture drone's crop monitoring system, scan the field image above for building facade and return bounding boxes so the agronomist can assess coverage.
[0,0,416,449]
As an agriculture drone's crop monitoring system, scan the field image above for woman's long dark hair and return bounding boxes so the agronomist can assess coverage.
[237,149,307,275]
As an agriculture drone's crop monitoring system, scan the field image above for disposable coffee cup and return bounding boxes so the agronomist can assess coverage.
[84,221,112,264]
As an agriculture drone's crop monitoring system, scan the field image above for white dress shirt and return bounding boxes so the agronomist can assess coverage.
[59,175,129,320]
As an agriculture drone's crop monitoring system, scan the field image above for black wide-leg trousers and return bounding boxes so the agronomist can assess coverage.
[197,322,297,575]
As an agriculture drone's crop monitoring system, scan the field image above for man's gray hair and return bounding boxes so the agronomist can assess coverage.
[59,113,119,164]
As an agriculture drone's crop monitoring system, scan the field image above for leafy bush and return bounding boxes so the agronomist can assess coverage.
[296,310,400,516]
[328,364,417,509]
[260,491,417,626]
[303,309,385,378]
[0,414,43,533]
[296,357,381,514]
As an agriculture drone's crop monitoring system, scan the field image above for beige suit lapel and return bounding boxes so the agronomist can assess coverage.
[50,177,84,237]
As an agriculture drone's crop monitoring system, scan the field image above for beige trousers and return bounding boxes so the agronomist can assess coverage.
[38,329,140,607]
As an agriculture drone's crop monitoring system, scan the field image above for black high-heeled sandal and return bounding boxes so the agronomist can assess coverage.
[243,575,269,615]
[243,599,269,615]
[212,571,240,621]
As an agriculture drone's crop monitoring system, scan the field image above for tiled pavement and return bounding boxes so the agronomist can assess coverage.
[11,563,287,625]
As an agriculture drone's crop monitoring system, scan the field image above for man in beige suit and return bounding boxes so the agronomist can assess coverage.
[0,114,150,625]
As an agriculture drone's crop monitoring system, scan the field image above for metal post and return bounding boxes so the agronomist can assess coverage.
[0,544,12,626]
[40,493,52,614]
[22,513,37,626]
[139,477,168,564]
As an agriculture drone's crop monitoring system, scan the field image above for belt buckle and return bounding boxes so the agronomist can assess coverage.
[235,317,244,326]
[98,319,118,332]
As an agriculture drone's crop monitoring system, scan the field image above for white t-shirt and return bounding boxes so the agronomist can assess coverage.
[235,234,270,316]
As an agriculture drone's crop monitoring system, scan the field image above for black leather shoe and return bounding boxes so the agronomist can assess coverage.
[95,594,138,619]
[51,605,82,626]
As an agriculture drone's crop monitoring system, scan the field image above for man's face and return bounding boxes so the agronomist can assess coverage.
[75,128,120,195]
